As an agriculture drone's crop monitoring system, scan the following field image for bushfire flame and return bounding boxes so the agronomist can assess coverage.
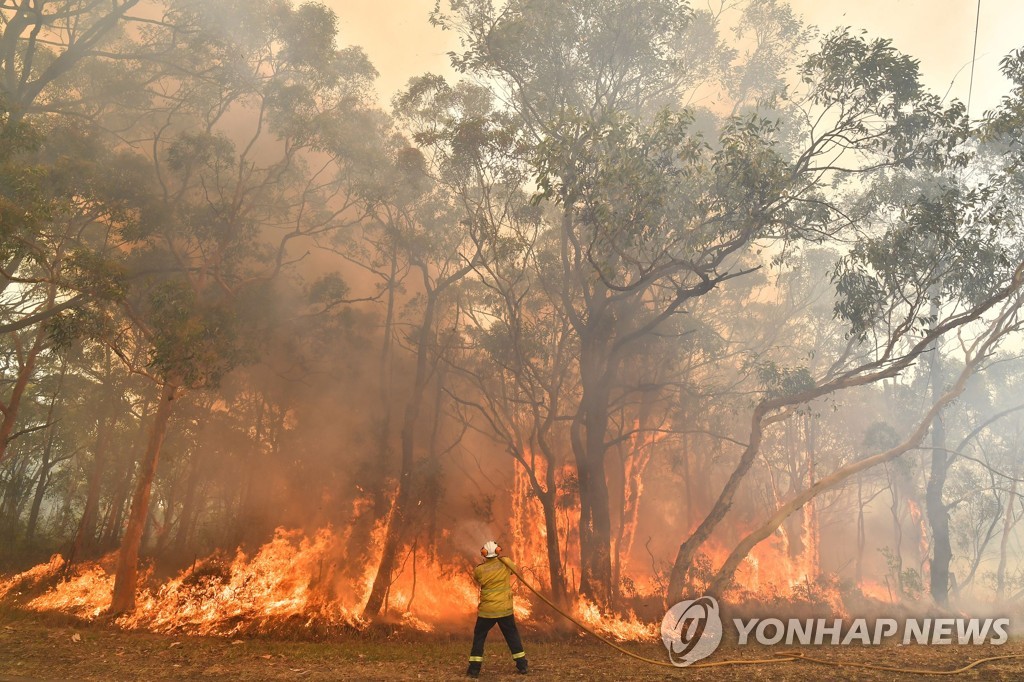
[1,510,895,640]
[0,526,531,636]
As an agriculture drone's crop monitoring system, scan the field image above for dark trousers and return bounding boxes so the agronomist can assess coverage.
[467,615,526,668]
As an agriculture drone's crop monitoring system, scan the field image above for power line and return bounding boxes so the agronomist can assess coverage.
[967,0,982,116]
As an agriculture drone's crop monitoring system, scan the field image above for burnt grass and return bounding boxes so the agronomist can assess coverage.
[2,607,1024,681]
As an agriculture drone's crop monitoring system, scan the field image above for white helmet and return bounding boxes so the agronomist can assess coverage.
[481,540,501,558]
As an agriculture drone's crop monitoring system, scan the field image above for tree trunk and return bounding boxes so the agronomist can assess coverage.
[666,403,770,603]
[25,428,57,541]
[925,434,951,606]
[26,366,66,542]
[110,381,178,615]
[152,474,177,556]
[620,393,658,574]
[101,396,150,550]
[925,301,952,607]
[102,455,135,550]
[69,400,115,562]
[539,489,568,607]
[236,394,270,545]
[0,323,47,465]
[573,319,615,607]
[171,451,202,558]
[346,242,398,575]
[887,467,905,597]
[0,455,31,533]
[705,356,977,596]
[527,402,569,608]
[422,366,447,552]
[802,414,819,577]
[855,475,865,586]
[575,398,614,606]
[362,291,436,619]
[996,475,1017,600]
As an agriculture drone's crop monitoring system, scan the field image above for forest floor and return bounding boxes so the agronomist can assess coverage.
[2,607,1024,681]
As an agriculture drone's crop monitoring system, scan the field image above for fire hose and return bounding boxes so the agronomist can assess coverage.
[498,557,1024,675]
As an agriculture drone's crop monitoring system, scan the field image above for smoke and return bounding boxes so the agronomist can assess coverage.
[1,0,1023,636]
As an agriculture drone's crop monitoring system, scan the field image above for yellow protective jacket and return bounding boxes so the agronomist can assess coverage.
[473,557,517,618]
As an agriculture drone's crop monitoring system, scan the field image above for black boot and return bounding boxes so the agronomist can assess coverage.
[516,658,528,674]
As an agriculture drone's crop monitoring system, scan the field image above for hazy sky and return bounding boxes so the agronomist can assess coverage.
[796,0,1020,116]
[330,0,1022,116]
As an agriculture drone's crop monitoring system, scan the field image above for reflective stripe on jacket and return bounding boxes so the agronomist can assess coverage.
[473,557,517,618]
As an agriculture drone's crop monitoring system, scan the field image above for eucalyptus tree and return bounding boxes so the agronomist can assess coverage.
[921,47,1024,605]
[429,0,758,607]
[0,1,174,496]
[692,45,1024,599]
[0,0,155,337]
[939,367,1024,599]
[417,85,575,605]
[97,0,381,614]
[0,0,144,128]
[0,123,144,470]
[359,75,504,619]
[66,343,142,562]
[433,0,978,607]
[0,352,69,543]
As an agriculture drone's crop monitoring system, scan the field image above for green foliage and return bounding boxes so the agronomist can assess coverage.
[0,127,47,245]
[728,0,812,105]
[166,133,236,175]
[862,421,900,454]
[64,250,128,302]
[145,280,250,389]
[307,273,350,305]
[879,546,923,601]
[833,184,1017,338]
[985,47,1024,165]
[437,0,696,108]
[803,30,923,113]
[0,118,153,358]
[396,75,523,193]
[755,360,814,399]
[801,30,968,168]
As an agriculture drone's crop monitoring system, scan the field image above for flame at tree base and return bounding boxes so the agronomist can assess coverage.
[1,528,484,636]
[0,526,888,641]
[574,599,658,641]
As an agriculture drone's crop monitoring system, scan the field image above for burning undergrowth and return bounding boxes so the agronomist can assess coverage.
[0,523,885,642]
[0,554,67,603]
[0,527,516,637]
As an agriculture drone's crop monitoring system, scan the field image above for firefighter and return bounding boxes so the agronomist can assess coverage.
[466,540,528,677]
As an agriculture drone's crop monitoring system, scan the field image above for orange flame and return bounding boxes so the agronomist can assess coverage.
[0,526,527,635]
[574,598,657,641]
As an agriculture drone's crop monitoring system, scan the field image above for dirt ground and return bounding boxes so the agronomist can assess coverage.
[2,609,1024,681]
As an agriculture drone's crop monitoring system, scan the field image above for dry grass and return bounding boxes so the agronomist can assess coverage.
[2,607,1023,680]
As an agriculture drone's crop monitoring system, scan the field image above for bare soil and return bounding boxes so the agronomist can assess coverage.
[2,608,1023,681]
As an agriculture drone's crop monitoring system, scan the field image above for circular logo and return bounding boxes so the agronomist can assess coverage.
[661,596,723,667]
